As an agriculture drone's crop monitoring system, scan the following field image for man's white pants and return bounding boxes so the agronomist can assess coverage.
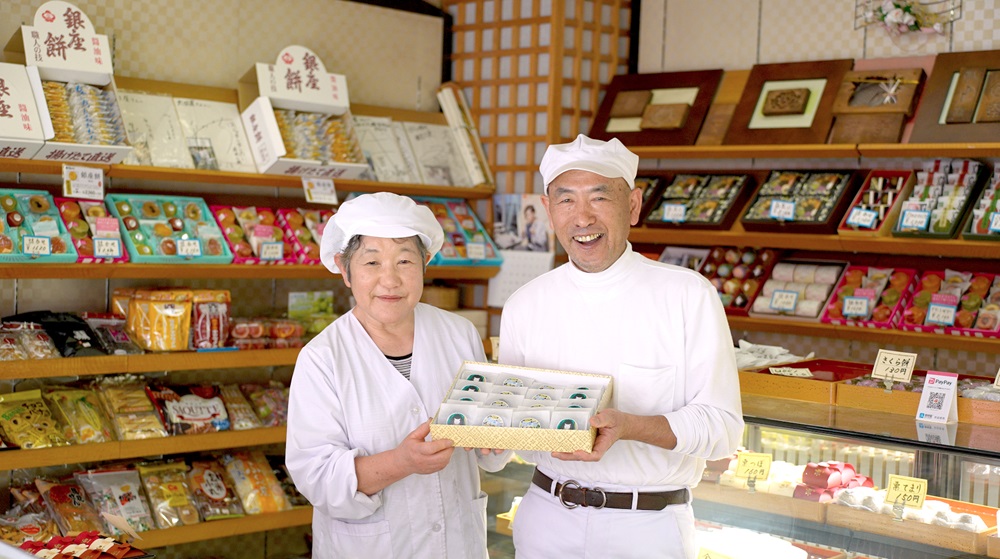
[512,477,696,558]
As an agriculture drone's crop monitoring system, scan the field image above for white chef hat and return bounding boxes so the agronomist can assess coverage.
[320,192,444,274]
[539,134,639,194]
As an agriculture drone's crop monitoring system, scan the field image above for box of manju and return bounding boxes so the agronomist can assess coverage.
[430,361,612,452]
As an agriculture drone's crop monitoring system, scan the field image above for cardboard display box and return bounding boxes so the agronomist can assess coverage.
[0,63,47,160]
[739,359,871,405]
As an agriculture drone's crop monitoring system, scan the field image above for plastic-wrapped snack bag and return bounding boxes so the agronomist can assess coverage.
[266,454,309,507]
[95,376,167,441]
[188,459,245,520]
[136,461,200,529]
[219,384,262,431]
[0,506,59,546]
[35,479,104,536]
[219,450,291,514]
[146,383,230,435]
[43,387,115,444]
[0,390,69,449]
[74,468,155,535]
[240,381,289,427]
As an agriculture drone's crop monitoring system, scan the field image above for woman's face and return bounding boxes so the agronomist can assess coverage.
[336,236,426,329]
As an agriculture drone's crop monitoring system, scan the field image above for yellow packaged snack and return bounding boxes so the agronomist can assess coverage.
[43,388,115,444]
[0,390,69,449]
[220,450,291,514]
[137,461,201,529]
[128,289,192,351]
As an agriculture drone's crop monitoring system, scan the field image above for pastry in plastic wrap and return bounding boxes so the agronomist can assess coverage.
[137,461,200,528]
[43,387,115,444]
[0,390,69,449]
[74,469,155,535]
[219,384,262,431]
[219,450,292,514]
[126,289,192,352]
[240,381,289,427]
[95,376,167,441]
[146,383,230,435]
[35,479,104,536]
[0,508,59,546]
[191,290,231,349]
[188,459,245,520]
[83,313,143,355]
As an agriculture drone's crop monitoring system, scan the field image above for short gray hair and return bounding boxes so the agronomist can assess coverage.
[340,235,429,282]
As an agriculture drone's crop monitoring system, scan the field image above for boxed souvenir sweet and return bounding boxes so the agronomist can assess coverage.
[105,193,232,264]
[53,197,128,263]
[837,170,916,237]
[429,361,613,452]
[962,167,1000,241]
[749,260,846,321]
[275,207,333,265]
[899,270,1000,339]
[18,531,152,559]
[643,173,752,230]
[211,206,295,265]
[413,197,503,266]
[0,62,47,160]
[237,45,369,178]
[741,170,857,234]
[116,88,194,168]
[0,188,78,263]
[893,159,987,239]
[697,247,779,316]
[738,359,872,405]
[820,267,918,329]
[4,2,133,164]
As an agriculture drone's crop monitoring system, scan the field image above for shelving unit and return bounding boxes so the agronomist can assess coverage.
[0,263,500,280]
[136,508,313,549]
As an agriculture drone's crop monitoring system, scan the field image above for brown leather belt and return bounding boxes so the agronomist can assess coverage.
[532,469,689,511]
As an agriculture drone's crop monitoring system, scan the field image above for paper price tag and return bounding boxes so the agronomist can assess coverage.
[259,242,283,260]
[94,217,119,235]
[900,209,930,230]
[990,212,1000,233]
[769,199,796,221]
[62,165,105,199]
[916,371,959,424]
[93,238,121,259]
[994,367,1000,389]
[925,303,956,326]
[843,296,870,318]
[846,207,878,229]
[872,349,918,383]
[885,474,928,509]
[467,242,487,260]
[177,239,202,258]
[769,367,814,378]
[23,235,51,256]
[660,203,686,223]
[769,289,798,312]
[302,177,339,205]
[697,549,735,559]
[735,452,772,480]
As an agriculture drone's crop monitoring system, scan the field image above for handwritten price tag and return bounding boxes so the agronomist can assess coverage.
[885,474,928,509]
[259,242,283,260]
[925,303,956,326]
[23,235,51,256]
[697,549,735,559]
[467,242,487,260]
[661,203,686,223]
[990,212,1000,233]
[769,199,796,221]
[769,289,798,312]
[994,367,1000,389]
[177,239,202,258]
[900,209,930,230]
[93,238,121,259]
[846,207,878,229]
[735,452,772,480]
[769,367,814,378]
[302,178,339,205]
[872,349,918,383]
[843,296,870,318]
[62,165,105,199]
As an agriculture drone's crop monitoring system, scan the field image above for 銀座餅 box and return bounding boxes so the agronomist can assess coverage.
[430,361,613,453]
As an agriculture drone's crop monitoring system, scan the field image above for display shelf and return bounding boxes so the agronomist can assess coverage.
[137,507,312,549]
[1,426,286,470]
[692,483,827,523]
[0,263,500,280]
[631,144,859,160]
[825,503,995,555]
[859,142,1000,159]
[0,158,111,176]
[0,348,300,380]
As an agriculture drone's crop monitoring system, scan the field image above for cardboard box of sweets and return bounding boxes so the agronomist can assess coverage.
[837,170,916,237]
[741,170,857,234]
[820,266,917,330]
[749,260,846,322]
[430,361,612,452]
[899,270,1000,339]
[697,246,779,316]
[642,173,753,231]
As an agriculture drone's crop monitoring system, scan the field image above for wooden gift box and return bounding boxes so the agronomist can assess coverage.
[739,359,871,405]
[696,246,780,317]
[641,171,756,231]
[819,266,918,330]
[837,170,916,237]
[892,163,989,240]
[961,169,1000,242]
[741,170,859,234]
[429,361,613,452]
[826,497,998,555]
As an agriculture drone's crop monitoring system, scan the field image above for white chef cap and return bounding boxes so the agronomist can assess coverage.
[320,192,444,274]
[539,134,639,194]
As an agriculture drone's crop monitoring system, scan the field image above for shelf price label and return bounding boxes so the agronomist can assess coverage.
[302,177,339,205]
[768,199,796,221]
[872,349,918,383]
[467,242,487,260]
[178,239,202,258]
[989,212,1000,233]
[259,242,283,260]
[900,209,930,230]
[769,289,798,312]
[769,367,813,378]
[660,203,687,223]
[62,165,105,200]
[93,238,122,259]
[846,207,878,229]
[885,474,928,509]
[925,303,956,326]
[697,549,735,559]
[735,452,772,480]
[23,235,51,256]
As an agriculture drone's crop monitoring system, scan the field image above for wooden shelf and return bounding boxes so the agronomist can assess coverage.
[0,158,111,176]
[1,427,286,470]
[631,144,859,160]
[728,316,1000,354]
[137,507,312,549]
[0,263,500,280]
[0,348,300,380]
[859,142,1000,159]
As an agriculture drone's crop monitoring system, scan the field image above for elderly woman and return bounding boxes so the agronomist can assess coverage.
[286,192,507,559]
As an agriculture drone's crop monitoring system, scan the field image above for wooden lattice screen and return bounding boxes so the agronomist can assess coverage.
[444,0,632,195]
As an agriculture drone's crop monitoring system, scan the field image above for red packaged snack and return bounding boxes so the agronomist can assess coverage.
[145,384,231,435]
[191,290,231,349]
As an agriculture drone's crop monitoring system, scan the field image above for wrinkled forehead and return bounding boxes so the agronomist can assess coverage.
[355,235,421,253]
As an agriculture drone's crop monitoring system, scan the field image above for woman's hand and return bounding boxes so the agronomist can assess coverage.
[395,419,455,475]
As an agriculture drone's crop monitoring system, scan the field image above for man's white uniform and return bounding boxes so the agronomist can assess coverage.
[287,303,505,559]
[500,245,744,559]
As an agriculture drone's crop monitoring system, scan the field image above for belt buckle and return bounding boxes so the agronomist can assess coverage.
[557,480,607,509]
[590,486,608,509]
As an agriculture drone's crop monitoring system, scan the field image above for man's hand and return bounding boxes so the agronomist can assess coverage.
[551,408,631,462]
[395,419,455,475]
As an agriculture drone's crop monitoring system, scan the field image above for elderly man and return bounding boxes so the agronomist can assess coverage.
[499,135,744,559]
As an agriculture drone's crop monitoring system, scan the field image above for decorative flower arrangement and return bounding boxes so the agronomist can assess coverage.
[864,0,947,35]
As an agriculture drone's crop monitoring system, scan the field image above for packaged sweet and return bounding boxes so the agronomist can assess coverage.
[219,450,291,514]
[1,311,105,357]
[74,469,155,535]
[43,387,115,444]
[187,459,245,520]
[0,507,59,546]
[266,454,309,507]
[1,323,61,360]
[95,376,167,441]
[0,390,69,449]
[82,313,143,355]
[126,289,192,351]
[35,479,104,536]
[219,384,262,431]
[136,461,201,529]
[191,290,231,349]
[110,288,135,319]
[146,383,230,435]
[240,381,289,427]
